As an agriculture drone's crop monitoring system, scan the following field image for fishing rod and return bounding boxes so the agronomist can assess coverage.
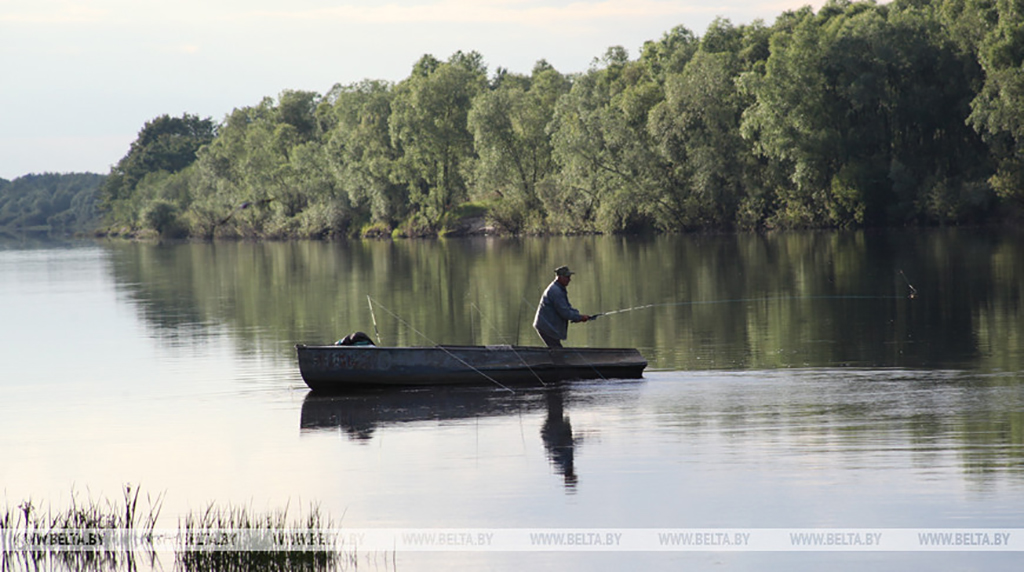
[593,302,663,317]
[367,294,382,345]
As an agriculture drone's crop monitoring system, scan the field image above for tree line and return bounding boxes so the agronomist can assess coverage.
[0,173,105,234]
[96,0,1024,239]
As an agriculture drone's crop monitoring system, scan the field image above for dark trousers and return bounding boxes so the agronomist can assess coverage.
[538,331,563,349]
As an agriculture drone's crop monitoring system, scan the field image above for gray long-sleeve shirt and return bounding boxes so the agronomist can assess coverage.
[533,280,582,340]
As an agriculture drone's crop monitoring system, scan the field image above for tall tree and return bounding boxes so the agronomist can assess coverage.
[188,91,333,237]
[649,48,753,229]
[468,61,570,233]
[390,52,487,230]
[99,114,215,227]
[741,0,989,227]
[968,0,1024,212]
[325,79,407,228]
[549,47,672,232]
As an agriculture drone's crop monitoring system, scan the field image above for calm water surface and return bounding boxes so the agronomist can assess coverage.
[1,230,1023,571]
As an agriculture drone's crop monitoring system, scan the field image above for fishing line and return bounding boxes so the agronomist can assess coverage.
[514,299,524,346]
[366,296,516,393]
[597,293,913,317]
[471,302,549,386]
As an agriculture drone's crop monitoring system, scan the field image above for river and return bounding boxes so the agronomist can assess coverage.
[1,229,1022,570]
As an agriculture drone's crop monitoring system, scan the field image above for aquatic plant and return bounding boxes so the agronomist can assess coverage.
[0,484,163,572]
[176,500,352,571]
[1,489,385,572]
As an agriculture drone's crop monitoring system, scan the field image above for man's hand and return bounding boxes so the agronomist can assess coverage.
[580,314,590,322]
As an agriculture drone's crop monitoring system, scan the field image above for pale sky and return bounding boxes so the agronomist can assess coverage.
[0,0,822,180]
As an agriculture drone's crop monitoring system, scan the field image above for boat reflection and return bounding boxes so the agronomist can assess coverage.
[299,383,632,491]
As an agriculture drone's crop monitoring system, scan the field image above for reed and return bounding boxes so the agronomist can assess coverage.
[0,484,163,572]
[1,489,382,572]
[176,500,351,571]
[0,484,162,532]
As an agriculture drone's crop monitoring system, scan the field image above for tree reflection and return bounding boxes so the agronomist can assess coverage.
[105,229,1024,373]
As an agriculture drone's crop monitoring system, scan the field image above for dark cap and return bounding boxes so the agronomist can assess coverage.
[554,265,575,277]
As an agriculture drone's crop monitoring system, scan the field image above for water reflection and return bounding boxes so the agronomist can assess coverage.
[541,387,578,490]
[0,547,346,572]
[0,551,162,572]
[100,228,1024,373]
[646,369,1024,488]
[300,385,588,491]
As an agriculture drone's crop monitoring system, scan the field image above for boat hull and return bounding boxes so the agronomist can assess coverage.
[295,344,647,390]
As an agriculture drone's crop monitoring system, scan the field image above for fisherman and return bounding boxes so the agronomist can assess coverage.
[533,266,591,349]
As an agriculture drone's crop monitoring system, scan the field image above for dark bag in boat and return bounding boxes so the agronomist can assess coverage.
[336,331,375,346]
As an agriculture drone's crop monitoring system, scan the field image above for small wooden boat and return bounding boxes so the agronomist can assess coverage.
[295,344,647,391]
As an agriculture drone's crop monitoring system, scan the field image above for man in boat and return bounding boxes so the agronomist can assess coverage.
[533,265,591,348]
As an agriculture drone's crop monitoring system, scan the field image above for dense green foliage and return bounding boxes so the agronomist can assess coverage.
[97,0,1024,239]
[99,113,217,238]
[0,172,105,233]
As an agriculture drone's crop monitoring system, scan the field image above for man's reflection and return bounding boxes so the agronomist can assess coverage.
[541,387,578,491]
